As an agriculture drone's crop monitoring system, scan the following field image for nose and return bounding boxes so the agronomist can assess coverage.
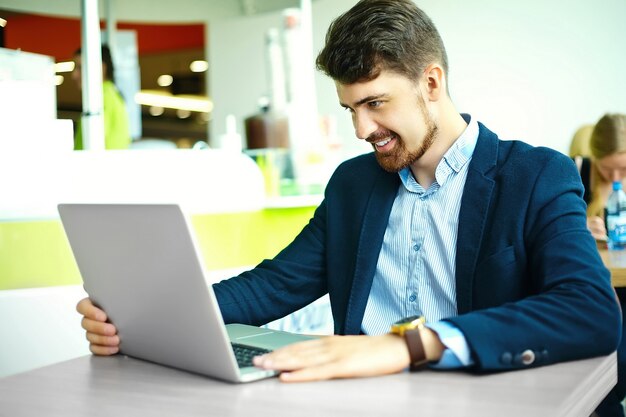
[353,112,378,140]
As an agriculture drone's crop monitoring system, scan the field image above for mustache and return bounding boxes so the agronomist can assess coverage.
[366,129,397,143]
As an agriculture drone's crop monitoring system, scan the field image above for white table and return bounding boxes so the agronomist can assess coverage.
[0,352,616,417]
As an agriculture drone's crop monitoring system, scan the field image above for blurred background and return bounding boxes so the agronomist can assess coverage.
[0,0,623,154]
[2,11,209,146]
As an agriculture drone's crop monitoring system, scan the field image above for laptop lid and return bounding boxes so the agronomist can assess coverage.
[58,203,312,383]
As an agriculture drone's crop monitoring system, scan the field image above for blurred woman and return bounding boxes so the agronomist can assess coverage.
[72,44,131,150]
[584,114,626,241]
[581,113,626,417]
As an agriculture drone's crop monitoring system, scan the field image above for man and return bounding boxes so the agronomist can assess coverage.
[72,44,131,150]
[78,0,620,392]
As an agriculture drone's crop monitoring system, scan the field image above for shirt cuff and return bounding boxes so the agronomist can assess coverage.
[425,321,474,369]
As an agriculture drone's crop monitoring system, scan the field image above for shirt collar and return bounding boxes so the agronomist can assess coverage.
[399,114,479,193]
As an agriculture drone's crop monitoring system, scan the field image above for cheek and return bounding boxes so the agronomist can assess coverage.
[598,169,611,182]
[378,112,404,135]
[393,108,426,137]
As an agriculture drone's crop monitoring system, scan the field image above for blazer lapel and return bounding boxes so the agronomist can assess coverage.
[343,171,399,334]
[455,123,498,314]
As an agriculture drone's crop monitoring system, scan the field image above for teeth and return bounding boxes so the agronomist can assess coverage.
[376,138,391,147]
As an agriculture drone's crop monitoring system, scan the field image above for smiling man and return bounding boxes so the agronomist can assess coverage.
[77,0,621,412]
[336,70,458,187]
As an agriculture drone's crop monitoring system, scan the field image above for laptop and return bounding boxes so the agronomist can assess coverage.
[58,203,316,383]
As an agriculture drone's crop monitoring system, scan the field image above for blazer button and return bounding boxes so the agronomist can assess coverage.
[521,349,535,365]
[500,352,513,365]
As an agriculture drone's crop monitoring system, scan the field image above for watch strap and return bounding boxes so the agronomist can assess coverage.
[405,328,428,371]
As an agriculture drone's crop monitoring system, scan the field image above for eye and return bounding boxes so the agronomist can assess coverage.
[342,106,355,114]
[368,100,382,109]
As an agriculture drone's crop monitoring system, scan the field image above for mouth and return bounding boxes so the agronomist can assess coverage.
[371,134,397,152]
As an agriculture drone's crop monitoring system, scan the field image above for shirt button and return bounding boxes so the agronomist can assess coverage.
[409,294,417,302]
[413,244,420,251]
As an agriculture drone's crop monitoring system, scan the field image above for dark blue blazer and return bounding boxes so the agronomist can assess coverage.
[214,121,621,371]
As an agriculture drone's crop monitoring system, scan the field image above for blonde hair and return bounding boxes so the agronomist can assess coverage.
[587,113,626,216]
[568,124,593,158]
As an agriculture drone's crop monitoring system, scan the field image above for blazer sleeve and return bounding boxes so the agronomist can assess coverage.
[446,151,621,371]
[212,198,329,327]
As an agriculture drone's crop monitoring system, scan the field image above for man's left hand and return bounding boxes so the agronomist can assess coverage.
[252,334,411,382]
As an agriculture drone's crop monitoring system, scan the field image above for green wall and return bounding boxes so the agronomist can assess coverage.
[0,206,316,290]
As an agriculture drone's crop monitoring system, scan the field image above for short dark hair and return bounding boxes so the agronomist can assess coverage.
[316,0,449,85]
[75,44,115,82]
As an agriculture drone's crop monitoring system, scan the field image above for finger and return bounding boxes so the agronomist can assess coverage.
[86,331,120,347]
[254,348,332,371]
[589,227,603,236]
[278,352,403,383]
[587,217,606,231]
[89,344,120,356]
[588,217,604,229]
[279,363,338,382]
[254,339,334,370]
[77,298,108,322]
[590,221,606,231]
[278,356,387,382]
[81,317,117,336]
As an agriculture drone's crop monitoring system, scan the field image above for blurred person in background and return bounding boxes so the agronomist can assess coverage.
[570,123,594,206]
[569,124,594,159]
[72,44,131,150]
[584,114,626,241]
[578,113,626,417]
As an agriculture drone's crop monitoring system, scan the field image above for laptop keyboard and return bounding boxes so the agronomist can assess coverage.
[231,343,271,368]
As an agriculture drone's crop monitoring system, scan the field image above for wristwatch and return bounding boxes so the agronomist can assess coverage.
[391,315,428,370]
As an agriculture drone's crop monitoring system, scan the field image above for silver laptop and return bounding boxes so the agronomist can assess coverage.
[58,203,315,383]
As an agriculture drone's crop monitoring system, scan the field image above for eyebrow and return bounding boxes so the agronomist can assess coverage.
[340,93,389,109]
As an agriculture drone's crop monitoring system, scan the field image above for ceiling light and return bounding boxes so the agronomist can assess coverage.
[149,106,165,116]
[176,109,191,119]
[55,61,75,73]
[189,60,209,73]
[157,74,173,87]
[135,90,213,113]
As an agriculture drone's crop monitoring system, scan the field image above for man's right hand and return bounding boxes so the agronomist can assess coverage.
[76,298,120,355]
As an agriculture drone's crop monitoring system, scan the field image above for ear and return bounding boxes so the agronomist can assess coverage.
[422,64,445,102]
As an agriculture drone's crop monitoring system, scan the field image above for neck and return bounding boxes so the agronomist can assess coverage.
[409,101,467,188]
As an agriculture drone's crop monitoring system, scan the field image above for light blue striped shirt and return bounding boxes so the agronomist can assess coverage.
[361,116,479,368]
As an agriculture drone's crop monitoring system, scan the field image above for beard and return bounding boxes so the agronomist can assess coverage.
[371,98,438,173]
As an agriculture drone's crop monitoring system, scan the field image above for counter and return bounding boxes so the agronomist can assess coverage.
[0,149,323,290]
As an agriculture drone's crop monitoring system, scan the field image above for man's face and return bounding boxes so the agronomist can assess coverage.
[336,70,438,172]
